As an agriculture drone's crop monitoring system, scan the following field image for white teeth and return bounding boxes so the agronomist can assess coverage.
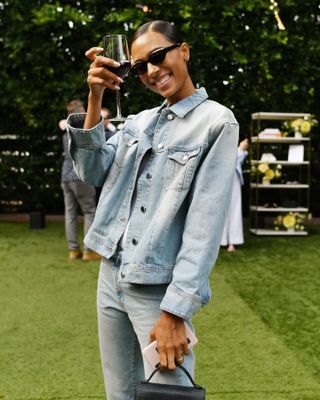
[155,74,170,86]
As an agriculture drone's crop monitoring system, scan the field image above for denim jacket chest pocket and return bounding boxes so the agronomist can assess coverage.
[165,146,202,191]
[105,129,139,191]
[121,128,139,147]
[118,128,140,161]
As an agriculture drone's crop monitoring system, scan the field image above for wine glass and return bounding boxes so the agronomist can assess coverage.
[103,34,131,122]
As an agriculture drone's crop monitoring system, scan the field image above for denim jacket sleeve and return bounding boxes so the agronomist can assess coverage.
[66,113,119,187]
[160,121,239,319]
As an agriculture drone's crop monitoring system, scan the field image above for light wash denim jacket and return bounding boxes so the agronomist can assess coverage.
[67,88,239,319]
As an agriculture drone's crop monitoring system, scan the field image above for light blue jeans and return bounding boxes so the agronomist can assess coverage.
[97,255,195,400]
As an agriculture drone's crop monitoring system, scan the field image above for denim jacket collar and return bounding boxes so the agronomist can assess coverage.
[158,87,208,118]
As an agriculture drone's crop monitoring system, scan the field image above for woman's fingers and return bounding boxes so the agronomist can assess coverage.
[88,64,123,84]
[85,47,121,69]
[85,47,104,60]
[87,67,122,90]
[174,347,184,364]
[150,312,189,371]
[158,342,186,370]
[157,338,188,370]
[87,76,120,91]
[85,47,123,92]
[92,55,121,69]
[165,347,176,370]
[157,341,175,370]
[159,350,168,369]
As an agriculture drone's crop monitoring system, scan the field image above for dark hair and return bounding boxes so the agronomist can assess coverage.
[101,107,112,119]
[132,20,183,45]
[67,99,85,114]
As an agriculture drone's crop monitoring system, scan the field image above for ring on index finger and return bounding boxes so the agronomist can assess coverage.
[175,355,184,365]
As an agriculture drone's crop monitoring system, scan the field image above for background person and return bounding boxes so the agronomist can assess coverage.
[101,107,117,140]
[221,137,249,252]
[95,107,117,204]
[59,99,101,261]
[67,20,238,399]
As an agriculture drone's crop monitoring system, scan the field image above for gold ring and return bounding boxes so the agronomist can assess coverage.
[175,355,184,365]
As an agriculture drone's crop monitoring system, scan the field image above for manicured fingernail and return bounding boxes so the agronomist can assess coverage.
[113,61,121,66]
[114,85,120,90]
[117,77,124,83]
[96,47,104,51]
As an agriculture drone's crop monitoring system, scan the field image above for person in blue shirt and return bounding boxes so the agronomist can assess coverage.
[59,99,101,261]
[95,107,117,204]
[67,20,238,400]
[101,107,117,140]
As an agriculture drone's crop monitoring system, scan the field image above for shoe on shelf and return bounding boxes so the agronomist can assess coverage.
[69,249,83,260]
[82,250,102,261]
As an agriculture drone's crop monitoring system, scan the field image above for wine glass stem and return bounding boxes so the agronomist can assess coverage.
[115,90,123,119]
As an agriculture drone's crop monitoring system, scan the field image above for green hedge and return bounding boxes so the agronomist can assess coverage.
[0,0,319,214]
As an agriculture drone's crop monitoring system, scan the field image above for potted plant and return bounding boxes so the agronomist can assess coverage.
[252,162,282,185]
[282,115,318,138]
[274,212,306,232]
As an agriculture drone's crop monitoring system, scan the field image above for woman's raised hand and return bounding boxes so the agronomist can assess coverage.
[85,47,124,98]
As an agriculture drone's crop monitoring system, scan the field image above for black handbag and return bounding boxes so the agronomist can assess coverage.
[134,364,205,399]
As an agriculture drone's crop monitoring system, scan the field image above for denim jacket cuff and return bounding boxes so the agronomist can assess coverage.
[66,113,105,148]
[160,285,205,320]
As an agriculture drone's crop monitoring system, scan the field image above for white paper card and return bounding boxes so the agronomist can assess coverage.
[288,145,304,162]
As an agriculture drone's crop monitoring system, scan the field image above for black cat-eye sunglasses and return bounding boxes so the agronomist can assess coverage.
[131,43,181,75]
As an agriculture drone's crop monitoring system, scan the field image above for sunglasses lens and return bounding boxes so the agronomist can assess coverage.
[134,62,147,75]
[134,50,166,75]
[149,50,166,66]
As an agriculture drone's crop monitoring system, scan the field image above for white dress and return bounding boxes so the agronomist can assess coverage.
[221,148,247,246]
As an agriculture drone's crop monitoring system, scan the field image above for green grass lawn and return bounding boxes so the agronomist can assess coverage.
[0,221,320,400]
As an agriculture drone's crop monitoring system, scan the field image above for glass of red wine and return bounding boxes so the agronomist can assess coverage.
[103,34,131,122]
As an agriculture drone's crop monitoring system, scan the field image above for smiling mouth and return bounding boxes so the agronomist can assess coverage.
[154,73,172,87]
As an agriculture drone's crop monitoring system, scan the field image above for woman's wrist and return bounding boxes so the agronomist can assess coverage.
[88,90,103,102]
[84,92,103,129]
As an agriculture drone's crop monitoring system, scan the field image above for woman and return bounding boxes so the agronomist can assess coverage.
[221,138,249,252]
[67,20,238,400]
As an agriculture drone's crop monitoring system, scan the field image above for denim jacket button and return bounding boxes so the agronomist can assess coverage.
[146,173,152,179]
[140,206,146,213]
[132,238,138,245]
[120,272,125,278]
[157,143,164,150]
[167,114,174,121]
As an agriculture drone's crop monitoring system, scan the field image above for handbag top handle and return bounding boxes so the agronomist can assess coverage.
[146,364,203,389]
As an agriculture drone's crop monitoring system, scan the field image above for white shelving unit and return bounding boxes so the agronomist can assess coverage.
[249,112,311,236]
[250,229,308,236]
[250,206,308,213]
[251,183,309,189]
